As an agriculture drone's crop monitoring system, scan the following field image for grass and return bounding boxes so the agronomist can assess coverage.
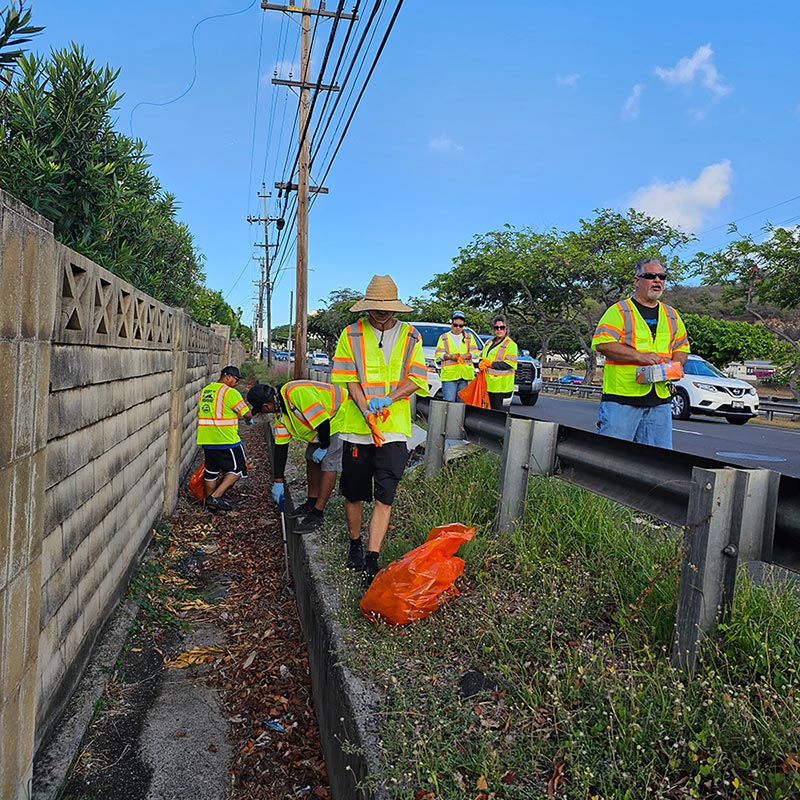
[308,450,800,799]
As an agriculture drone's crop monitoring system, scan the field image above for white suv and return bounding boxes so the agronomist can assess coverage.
[671,354,759,425]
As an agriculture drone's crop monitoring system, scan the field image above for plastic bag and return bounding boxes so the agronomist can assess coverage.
[360,523,475,625]
[458,371,490,409]
[188,462,206,501]
[635,360,684,384]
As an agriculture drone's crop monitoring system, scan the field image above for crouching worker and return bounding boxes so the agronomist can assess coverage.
[197,365,253,512]
[247,380,345,534]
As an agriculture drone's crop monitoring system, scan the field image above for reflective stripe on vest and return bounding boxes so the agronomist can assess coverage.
[277,381,346,442]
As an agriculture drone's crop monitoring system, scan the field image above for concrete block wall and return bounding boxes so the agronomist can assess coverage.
[0,189,243,798]
[0,193,57,800]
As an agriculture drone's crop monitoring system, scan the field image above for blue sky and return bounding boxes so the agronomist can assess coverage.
[29,1,800,329]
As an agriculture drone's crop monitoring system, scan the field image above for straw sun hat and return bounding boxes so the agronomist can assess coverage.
[349,275,412,313]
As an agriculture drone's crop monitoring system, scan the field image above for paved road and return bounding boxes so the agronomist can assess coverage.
[512,394,800,478]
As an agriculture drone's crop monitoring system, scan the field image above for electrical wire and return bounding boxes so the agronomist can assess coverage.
[128,0,259,135]
[696,193,800,237]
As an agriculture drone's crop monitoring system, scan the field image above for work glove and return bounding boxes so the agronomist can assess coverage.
[367,395,393,414]
[478,358,492,371]
[311,446,328,464]
[271,482,285,504]
[245,418,254,426]
[363,411,387,447]
[454,353,464,364]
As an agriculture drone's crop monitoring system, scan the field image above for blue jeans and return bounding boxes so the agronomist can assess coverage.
[596,401,673,449]
[441,379,468,402]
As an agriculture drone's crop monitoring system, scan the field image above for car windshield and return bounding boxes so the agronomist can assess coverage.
[413,324,480,347]
[684,358,727,378]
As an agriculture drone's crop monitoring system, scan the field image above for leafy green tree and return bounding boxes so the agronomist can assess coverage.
[693,225,800,399]
[0,44,205,308]
[427,210,693,377]
[0,2,41,95]
[307,289,362,352]
[683,314,782,366]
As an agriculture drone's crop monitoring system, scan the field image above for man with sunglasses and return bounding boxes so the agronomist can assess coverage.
[591,258,690,449]
[197,365,253,511]
[434,311,481,401]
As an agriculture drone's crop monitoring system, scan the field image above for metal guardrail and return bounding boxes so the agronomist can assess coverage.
[541,381,800,420]
[416,396,800,671]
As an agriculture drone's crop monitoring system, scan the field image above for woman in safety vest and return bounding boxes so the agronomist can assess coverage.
[478,314,518,411]
[434,310,481,402]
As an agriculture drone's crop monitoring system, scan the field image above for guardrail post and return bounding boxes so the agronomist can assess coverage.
[670,466,781,673]
[495,418,559,533]
[424,400,448,477]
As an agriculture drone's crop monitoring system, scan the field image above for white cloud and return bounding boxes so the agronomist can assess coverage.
[428,133,464,154]
[622,83,645,118]
[630,160,733,231]
[655,44,730,99]
[556,73,581,87]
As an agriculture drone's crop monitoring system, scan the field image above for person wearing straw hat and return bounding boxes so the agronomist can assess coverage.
[331,275,429,583]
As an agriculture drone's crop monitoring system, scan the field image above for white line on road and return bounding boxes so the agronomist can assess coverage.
[674,428,702,435]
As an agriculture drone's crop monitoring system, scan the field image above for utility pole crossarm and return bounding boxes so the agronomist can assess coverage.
[260,3,358,20]
[271,78,340,91]
[274,182,328,194]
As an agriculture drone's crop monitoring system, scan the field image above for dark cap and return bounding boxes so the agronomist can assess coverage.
[246,383,277,414]
[220,365,241,379]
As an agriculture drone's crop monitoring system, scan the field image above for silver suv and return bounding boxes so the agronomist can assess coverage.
[671,354,759,425]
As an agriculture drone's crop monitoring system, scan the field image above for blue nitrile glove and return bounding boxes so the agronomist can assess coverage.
[271,482,285,504]
[367,396,393,414]
[245,418,254,426]
[311,447,328,464]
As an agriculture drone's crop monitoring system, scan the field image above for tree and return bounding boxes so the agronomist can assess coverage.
[0,44,206,309]
[306,289,362,352]
[426,210,693,379]
[682,314,783,367]
[0,2,42,95]
[693,225,800,399]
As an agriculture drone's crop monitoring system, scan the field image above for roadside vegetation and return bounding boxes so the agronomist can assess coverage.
[311,451,800,799]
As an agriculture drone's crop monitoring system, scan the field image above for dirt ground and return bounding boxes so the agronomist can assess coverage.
[61,420,330,800]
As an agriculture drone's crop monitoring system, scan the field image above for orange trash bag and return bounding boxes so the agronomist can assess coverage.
[188,462,206,501]
[360,523,476,625]
[458,371,490,409]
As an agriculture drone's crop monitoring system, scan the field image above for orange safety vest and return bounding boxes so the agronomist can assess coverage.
[273,380,346,445]
[197,382,248,445]
[331,320,429,436]
[435,331,480,382]
[592,299,690,398]
[480,337,518,394]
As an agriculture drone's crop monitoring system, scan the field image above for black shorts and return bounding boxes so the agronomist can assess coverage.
[340,440,407,505]
[203,444,248,480]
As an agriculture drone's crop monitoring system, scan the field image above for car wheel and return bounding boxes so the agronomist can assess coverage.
[671,388,690,420]
[520,392,539,407]
[725,415,749,425]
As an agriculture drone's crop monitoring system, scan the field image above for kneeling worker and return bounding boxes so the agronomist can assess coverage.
[197,365,253,512]
[247,380,345,533]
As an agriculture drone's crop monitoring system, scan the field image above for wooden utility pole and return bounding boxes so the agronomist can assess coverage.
[263,1,354,378]
[247,183,282,366]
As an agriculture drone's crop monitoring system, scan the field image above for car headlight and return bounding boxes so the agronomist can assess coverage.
[692,382,718,392]
[746,387,756,396]
[425,358,436,369]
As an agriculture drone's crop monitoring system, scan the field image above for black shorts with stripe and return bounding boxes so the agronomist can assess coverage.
[203,443,248,480]
[339,440,407,505]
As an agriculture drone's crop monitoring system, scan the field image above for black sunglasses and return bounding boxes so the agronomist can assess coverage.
[493,324,506,330]
[638,271,668,281]
[451,321,464,327]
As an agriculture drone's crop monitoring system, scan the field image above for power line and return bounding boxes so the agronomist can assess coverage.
[697,193,800,237]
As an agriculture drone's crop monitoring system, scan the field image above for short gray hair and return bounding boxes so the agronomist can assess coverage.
[634,257,665,276]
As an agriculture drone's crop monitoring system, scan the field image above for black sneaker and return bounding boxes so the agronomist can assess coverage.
[346,538,365,570]
[293,512,323,535]
[363,551,380,584]
[206,495,232,512]
[287,499,316,519]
